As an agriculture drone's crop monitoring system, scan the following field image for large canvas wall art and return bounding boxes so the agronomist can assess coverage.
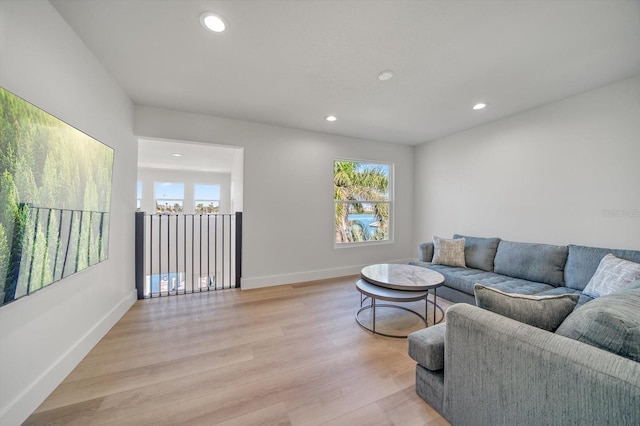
[0,87,114,306]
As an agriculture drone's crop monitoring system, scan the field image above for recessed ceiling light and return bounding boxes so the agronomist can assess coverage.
[377,70,394,81]
[326,115,337,122]
[473,103,487,110]
[171,153,182,157]
[200,12,227,33]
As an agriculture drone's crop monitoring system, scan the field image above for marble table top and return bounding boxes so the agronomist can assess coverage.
[361,263,445,291]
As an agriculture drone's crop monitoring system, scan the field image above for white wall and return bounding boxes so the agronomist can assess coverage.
[230,148,244,213]
[414,75,640,251]
[135,106,415,289]
[0,1,137,424]
[137,168,232,214]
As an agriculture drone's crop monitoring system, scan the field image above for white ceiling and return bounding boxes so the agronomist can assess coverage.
[138,138,240,173]
[52,0,640,145]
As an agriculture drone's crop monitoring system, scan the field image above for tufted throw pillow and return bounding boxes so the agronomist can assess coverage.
[582,254,640,298]
[556,286,640,362]
[474,284,579,332]
[432,236,466,268]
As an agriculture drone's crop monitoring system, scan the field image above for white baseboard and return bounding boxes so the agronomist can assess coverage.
[0,289,137,426]
[240,259,413,290]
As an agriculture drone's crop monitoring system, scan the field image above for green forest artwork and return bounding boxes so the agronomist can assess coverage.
[0,87,114,306]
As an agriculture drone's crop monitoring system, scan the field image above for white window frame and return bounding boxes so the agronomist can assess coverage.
[333,159,393,248]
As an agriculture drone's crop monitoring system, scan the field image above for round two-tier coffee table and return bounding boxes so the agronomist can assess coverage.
[355,264,445,338]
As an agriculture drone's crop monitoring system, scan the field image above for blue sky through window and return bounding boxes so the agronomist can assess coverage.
[355,163,389,174]
[155,182,184,199]
[195,184,220,200]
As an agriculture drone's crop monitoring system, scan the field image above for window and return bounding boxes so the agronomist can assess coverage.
[154,182,184,214]
[334,160,391,245]
[136,181,142,212]
[194,184,220,214]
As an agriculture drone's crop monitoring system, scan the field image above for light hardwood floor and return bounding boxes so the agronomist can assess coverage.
[25,276,452,425]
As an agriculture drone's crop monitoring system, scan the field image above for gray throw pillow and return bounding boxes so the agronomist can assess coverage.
[474,284,579,332]
[556,286,640,362]
[582,253,640,298]
[432,236,466,268]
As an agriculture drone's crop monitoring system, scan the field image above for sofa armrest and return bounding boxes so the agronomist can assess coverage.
[443,303,640,426]
[419,242,434,262]
[408,323,446,371]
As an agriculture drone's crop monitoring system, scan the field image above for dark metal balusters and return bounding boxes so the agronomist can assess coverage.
[135,212,242,299]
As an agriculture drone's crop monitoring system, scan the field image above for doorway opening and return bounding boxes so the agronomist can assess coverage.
[135,138,244,296]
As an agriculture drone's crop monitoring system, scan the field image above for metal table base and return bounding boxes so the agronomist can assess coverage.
[355,279,444,338]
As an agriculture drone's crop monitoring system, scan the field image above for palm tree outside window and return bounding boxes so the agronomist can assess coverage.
[194,184,220,214]
[334,160,392,246]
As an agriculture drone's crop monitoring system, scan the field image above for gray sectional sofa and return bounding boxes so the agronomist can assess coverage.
[410,234,640,306]
[407,235,640,426]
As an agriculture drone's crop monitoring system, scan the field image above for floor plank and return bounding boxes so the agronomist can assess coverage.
[25,276,452,425]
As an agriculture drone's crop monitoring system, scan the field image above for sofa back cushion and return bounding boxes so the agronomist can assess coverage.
[556,282,640,362]
[564,244,640,291]
[494,240,568,286]
[453,235,500,272]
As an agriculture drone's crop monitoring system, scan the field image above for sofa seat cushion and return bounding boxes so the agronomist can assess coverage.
[453,234,501,272]
[408,323,446,371]
[409,260,433,269]
[494,240,568,286]
[418,263,555,297]
[474,284,579,331]
[556,286,640,362]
